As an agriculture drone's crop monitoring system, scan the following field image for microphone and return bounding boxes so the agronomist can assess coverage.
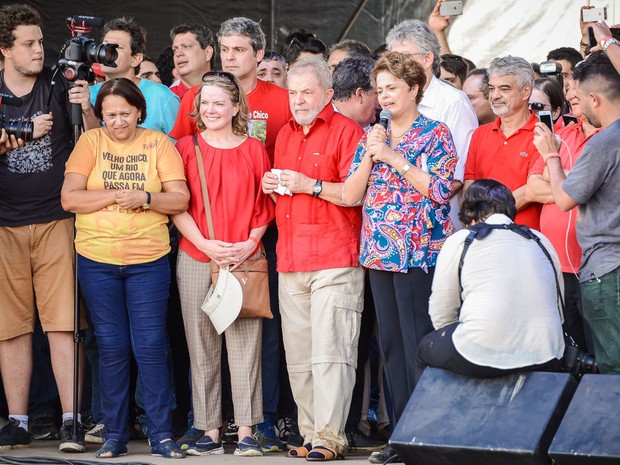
[66,16,106,28]
[0,92,23,106]
[379,109,392,130]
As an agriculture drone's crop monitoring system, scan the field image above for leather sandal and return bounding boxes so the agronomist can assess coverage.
[151,438,186,459]
[95,439,128,458]
[306,445,344,461]
[287,443,312,458]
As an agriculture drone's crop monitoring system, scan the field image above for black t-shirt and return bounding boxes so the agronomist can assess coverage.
[0,67,74,226]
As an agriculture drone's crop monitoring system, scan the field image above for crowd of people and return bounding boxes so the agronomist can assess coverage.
[0,0,619,463]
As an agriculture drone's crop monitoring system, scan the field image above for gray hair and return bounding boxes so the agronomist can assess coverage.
[488,56,534,91]
[332,56,374,101]
[288,57,332,90]
[386,19,440,76]
[217,17,265,53]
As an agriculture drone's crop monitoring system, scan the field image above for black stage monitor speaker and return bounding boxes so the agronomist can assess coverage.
[549,373,620,465]
[390,368,577,465]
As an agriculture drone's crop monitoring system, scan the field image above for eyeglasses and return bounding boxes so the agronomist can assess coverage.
[202,71,236,84]
[529,102,551,111]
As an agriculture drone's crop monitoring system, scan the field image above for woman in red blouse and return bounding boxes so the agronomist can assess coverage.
[172,72,274,457]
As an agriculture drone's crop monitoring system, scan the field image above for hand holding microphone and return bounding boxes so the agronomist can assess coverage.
[367,109,392,162]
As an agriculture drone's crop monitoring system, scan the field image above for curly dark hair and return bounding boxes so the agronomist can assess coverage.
[0,4,41,56]
[372,51,426,105]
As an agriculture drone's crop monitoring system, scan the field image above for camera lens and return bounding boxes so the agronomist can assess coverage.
[84,42,118,67]
[2,120,34,143]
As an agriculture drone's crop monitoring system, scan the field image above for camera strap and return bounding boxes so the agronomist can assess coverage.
[457,222,565,318]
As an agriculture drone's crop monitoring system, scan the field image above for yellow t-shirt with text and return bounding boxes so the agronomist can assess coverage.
[65,128,185,265]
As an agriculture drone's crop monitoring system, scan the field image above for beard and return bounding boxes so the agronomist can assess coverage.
[13,61,43,77]
[293,105,321,126]
[490,99,512,117]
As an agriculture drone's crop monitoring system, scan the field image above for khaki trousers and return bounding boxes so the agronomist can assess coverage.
[279,266,364,455]
[177,250,263,430]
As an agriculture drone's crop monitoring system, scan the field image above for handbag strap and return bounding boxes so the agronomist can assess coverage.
[194,135,216,241]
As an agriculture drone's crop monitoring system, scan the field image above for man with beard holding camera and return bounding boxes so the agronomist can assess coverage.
[0,3,96,453]
[464,56,542,230]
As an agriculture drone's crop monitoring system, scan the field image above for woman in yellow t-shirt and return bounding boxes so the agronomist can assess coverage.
[61,78,189,459]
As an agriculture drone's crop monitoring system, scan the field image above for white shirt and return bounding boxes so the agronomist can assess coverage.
[419,76,478,230]
[428,214,565,369]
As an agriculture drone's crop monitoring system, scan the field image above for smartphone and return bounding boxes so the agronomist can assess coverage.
[440,1,463,16]
[588,27,597,48]
[563,115,579,126]
[581,7,607,23]
[537,111,554,134]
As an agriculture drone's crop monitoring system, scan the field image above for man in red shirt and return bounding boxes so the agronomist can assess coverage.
[169,17,290,162]
[262,58,364,461]
[169,23,214,99]
[464,56,542,229]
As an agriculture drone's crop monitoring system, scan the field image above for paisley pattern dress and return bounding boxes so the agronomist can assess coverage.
[348,114,456,273]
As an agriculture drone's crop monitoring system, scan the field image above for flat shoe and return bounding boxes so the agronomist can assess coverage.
[306,445,344,461]
[95,439,127,458]
[151,439,186,459]
[287,443,312,458]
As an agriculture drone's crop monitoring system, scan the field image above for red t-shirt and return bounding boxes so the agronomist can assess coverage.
[273,104,363,272]
[175,135,275,262]
[528,121,601,273]
[170,81,189,99]
[169,79,291,162]
[464,112,542,229]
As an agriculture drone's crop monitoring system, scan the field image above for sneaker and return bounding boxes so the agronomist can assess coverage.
[0,419,31,451]
[30,416,59,440]
[176,426,205,451]
[186,434,223,456]
[223,419,238,444]
[369,444,401,463]
[346,426,386,452]
[85,422,107,444]
[277,417,303,448]
[234,435,263,457]
[59,419,86,453]
[254,418,284,452]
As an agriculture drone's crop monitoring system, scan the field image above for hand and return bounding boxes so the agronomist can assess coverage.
[262,171,279,194]
[114,189,148,209]
[533,122,560,159]
[429,0,451,33]
[32,113,53,139]
[279,169,312,195]
[68,81,93,113]
[229,239,259,271]
[366,124,395,165]
[0,129,24,155]
[588,21,613,52]
[198,239,236,267]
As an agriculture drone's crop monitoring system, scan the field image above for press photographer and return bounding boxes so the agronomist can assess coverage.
[416,179,566,380]
[0,4,105,452]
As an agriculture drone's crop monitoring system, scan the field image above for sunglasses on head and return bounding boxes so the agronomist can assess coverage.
[203,71,236,84]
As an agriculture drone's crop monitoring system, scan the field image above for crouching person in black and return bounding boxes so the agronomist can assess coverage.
[416,179,565,380]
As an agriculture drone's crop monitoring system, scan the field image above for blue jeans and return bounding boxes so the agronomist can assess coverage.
[78,254,173,444]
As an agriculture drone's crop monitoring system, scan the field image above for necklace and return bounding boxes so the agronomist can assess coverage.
[390,128,409,140]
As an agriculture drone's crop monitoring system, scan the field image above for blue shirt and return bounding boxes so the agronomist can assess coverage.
[90,78,180,138]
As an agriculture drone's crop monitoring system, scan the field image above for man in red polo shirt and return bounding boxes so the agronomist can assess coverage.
[262,57,364,461]
[464,56,542,229]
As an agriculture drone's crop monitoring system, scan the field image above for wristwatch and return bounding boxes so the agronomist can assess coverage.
[400,163,412,175]
[601,37,620,51]
[142,191,151,209]
[312,179,323,197]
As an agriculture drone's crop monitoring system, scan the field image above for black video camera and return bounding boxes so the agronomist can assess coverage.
[57,16,118,83]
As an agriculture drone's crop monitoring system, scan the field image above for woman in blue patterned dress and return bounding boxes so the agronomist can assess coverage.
[343,51,456,442]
